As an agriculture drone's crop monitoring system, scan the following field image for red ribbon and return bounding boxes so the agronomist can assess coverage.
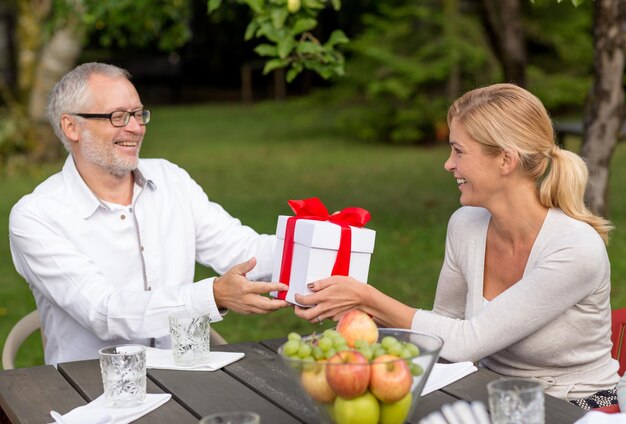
[277,198,371,300]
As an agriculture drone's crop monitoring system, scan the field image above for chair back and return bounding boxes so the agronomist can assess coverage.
[2,309,228,369]
[2,310,42,370]
[611,308,626,376]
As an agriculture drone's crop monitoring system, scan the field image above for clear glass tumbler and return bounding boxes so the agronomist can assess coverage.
[99,344,147,408]
[199,411,261,424]
[169,313,211,366]
[487,378,545,424]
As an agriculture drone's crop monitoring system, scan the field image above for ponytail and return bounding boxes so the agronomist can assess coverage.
[539,146,613,244]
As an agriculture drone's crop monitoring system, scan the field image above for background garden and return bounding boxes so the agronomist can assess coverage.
[0,0,624,368]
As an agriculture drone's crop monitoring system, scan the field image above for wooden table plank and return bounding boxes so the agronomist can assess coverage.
[58,360,198,423]
[215,341,318,423]
[0,366,87,424]
[148,367,300,423]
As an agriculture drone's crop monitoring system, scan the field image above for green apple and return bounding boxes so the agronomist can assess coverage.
[379,392,412,424]
[334,391,380,424]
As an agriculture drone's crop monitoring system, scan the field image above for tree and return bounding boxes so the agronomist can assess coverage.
[208,0,348,82]
[1,0,192,164]
[479,0,526,86]
[581,0,625,217]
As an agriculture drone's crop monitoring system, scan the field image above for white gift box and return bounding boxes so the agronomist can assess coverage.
[270,215,376,305]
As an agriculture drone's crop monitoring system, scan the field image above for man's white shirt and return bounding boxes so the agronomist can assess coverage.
[9,156,276,365]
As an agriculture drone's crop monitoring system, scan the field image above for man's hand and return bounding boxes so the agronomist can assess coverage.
[213,257,290,314]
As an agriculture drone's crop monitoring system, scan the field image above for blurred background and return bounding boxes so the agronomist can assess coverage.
[1,0,624,368]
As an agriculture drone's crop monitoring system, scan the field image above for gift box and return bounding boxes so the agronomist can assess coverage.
[270,199,376,306]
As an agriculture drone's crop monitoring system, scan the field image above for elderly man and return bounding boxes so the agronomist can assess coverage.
[9,62,289,365]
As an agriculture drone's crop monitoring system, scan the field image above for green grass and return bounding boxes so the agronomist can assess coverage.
[1,97,625,369]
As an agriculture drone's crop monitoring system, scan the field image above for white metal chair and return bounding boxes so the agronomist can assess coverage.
[2,309,227,370]
[2,310,43,370]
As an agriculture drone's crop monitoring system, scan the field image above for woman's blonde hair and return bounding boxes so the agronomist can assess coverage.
[447,83,612,244]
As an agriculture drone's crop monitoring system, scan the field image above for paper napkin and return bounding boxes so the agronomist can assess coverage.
[421,362,478,396]
[145,347,245,371]
[574,411,626,423]
[49,393,171,424]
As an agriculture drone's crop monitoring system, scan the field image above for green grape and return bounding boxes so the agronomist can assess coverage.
[283,339,301,357]
[388,343,403,356]
[287,332,302,342]
[317,337,333,352]
[333,340,348,352]
[406,343,420,357]
[410,363,424,376]
[323,329,340,338]
[381,336,399,350]
[370,342,382,351]
[373,347,387,358]
[298,343,313,358]
[359,346,373,361]
[399,347,413,359]
[312,346,325,360]
[301,356,316,371]
[325,348,337,359]
[354,340,368,350]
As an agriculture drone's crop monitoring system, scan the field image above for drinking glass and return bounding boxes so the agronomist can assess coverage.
[199,411,261,424]
[169,312,211,366]
[487,378,544,424]
[99,344,147,408]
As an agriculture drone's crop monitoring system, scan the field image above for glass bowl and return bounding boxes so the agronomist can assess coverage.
[278,328,444,424]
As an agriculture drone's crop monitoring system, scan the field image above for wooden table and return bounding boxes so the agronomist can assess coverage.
[0,338,586,423]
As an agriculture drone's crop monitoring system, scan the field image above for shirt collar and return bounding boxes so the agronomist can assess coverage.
[62,155,156,219]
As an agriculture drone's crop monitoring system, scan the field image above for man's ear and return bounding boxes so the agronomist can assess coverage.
[61,115,79,143]
[500,150,519,176]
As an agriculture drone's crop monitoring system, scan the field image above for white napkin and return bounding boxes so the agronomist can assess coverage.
[574,411,626,423]
[421,362,478,396]
[419,400,491,424]
[145,347,245,371]
[49,393,171,424]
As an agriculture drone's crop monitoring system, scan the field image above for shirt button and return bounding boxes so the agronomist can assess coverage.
[141,246,144,251]
[120,214,126,220]
[129,208,133,213]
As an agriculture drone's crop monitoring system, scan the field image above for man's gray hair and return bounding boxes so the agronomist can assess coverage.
[48,62,131,151]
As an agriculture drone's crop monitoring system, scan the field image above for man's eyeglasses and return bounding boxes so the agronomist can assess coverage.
[71,109,151,127]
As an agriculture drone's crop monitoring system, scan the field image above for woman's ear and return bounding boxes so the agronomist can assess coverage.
[61,115,79,144]
[500,150,519,176]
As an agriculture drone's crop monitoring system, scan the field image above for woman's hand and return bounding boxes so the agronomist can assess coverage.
[294,276,368,323]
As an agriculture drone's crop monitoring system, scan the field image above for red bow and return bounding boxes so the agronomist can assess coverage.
[277,198,371,300]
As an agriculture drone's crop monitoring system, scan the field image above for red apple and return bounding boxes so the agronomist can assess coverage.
[325,350,371,399]
[369,354,413,403]
[300,361,336,404]
[336,310,378,348]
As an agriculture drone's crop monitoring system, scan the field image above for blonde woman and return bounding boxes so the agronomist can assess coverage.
[294,84,620,408]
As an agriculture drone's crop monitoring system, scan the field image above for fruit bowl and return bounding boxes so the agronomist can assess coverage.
[278,327,444,424]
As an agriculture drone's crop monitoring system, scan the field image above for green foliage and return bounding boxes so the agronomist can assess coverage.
[525,0,593,111]
[208,0,348,82]
[51,0,192,51]
[329,3,499,144]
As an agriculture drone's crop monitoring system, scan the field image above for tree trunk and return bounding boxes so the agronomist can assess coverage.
[444,0,460,101]
[581,0,625,217]
[29,26,84,161]
[479,0,527,86]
